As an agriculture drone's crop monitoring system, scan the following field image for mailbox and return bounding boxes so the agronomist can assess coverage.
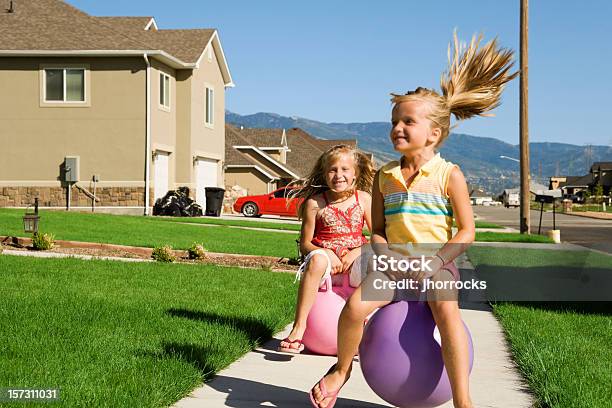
[535,194,554,204]
[64,156,80,183]
[535,189,562,233]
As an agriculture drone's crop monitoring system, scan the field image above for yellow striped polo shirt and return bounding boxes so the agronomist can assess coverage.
[379,153,457,245]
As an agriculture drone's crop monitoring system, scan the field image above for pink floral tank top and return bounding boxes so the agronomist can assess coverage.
[311,191,367,255]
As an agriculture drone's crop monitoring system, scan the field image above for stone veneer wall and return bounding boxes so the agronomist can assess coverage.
[0,186,154,207]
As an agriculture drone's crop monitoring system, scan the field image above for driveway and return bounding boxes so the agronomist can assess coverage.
[474,206,612,254]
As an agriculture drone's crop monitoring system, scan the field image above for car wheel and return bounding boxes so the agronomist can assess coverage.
[242,202,259,217]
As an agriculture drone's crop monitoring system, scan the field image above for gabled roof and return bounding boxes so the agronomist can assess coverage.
[225,125,364,179]
[0,0,149,51]
[470,189,490,198]
[590,162,612,172]
[0,0,233,86]
[231,127,285,147]
[563,174,593,188]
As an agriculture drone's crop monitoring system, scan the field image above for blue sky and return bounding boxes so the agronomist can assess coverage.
[70,0,612,147]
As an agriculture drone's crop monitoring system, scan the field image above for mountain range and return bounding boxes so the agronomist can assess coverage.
[226,111,611,194]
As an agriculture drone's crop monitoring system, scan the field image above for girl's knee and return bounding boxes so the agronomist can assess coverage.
[342,296,374,322]
[428,300,460,325]
[304,254,328,275]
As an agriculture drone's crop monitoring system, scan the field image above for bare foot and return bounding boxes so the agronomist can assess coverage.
[311,365,351,408]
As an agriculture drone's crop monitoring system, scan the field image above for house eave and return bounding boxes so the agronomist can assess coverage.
[233,145,299,179]
[0,49,196,70]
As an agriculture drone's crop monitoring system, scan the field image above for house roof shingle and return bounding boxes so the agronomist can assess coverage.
[99,17,215,64]
[0,0,150,51]
[590,162,612,172]
[1,0,227,74]
[563,174,593,187]
[97,16,155,32]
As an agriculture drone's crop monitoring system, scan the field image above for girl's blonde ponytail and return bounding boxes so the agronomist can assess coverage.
[392,32,517,146]
[441,32,518,120]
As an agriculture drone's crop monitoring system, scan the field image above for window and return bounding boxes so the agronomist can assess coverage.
[44,68,85,102]
[205,86,214,125]
[273,188,288,198]
[159,73,170,109]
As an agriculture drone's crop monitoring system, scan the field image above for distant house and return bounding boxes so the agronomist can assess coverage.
[549,176,566,190]
[590,162,612,195]
[499,182,551,203]
[225,125,369,195]
[468,187,493,205]
[549,174,593,200]
[0,0,233,213]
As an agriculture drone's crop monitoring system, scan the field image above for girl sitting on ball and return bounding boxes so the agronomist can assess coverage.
[310,33,517,408]
[277,144,374,354]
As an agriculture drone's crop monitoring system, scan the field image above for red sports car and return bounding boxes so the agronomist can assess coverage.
[233,187,302,217]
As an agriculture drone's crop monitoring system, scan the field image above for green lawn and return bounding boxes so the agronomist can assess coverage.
[467,247,612,408]
[0,255,295,407]
[0,209,548,260]
[165,215,503,231]
[0,209,298,258]
[474,231,553,243]
[473,220,504,229]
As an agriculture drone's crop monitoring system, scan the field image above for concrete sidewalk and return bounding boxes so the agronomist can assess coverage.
[173,256,534,408]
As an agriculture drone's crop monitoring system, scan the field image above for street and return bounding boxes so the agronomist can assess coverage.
[474,206,612,254]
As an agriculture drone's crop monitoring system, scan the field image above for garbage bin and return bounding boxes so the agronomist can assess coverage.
[204,187,225,217]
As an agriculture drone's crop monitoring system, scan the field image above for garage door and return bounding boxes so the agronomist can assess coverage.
[196,158,218,208]
[154,152,169,202]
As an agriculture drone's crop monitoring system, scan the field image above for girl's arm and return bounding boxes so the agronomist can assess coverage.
[341,190,372,271]
[299,197,343,273]
[434,167,475,265]
[299,197,322,255]
[370,171,388,246]
[361,190,373,233]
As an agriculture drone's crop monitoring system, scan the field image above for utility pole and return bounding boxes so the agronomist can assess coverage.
[520,0,531,234]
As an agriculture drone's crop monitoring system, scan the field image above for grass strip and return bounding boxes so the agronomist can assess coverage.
[157,216,303,231]
[0,255,296,407]
[0,210,549,258]
[474,231,553,243]
[467,247,612,408]
[0,209,298,258]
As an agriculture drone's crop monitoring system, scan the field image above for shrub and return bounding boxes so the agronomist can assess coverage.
[152,245,176,262]
[187,242,207,260]
[32,232,55,250]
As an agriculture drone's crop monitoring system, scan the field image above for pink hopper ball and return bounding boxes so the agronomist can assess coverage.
[302,274,355,355]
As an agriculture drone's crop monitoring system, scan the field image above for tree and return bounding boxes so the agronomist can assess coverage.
[594,184,604,204]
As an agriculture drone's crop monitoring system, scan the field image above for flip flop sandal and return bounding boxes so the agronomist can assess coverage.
[309,364,344,408]
[277,337,305,354]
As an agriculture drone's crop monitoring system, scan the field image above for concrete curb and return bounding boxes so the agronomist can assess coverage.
[1,248,152,263]
[560,211,612,221]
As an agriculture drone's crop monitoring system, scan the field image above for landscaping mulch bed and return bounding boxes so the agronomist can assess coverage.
[0,236,299,272]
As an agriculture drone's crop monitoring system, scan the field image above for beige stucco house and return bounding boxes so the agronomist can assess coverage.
[0,0,233,214]
[225,124,363,195]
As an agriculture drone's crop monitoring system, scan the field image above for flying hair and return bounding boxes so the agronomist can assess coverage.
[391,31,518,146]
